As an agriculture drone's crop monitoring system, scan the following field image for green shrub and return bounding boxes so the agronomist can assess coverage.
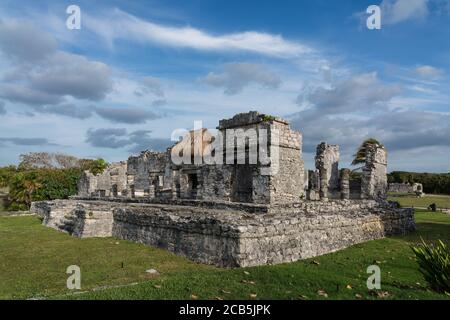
[0,165,18,188]
[79,158,108,176]
[261,114,276,122]
[6,168,83,210]
[411,238,450,294]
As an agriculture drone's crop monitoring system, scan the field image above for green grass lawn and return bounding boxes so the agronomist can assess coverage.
[0,210,449,300]
[389,194,450,209]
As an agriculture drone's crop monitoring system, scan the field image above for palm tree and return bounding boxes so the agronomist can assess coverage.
[351,138,384,166]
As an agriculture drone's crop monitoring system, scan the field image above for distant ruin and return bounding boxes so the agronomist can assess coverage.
[388,182,424,196]
[31,111,415,267]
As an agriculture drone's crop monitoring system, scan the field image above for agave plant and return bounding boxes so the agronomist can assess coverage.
[351,138,384,166]
[411,238,450,294]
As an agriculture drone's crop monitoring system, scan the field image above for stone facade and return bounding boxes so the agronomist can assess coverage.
[31,111,415,268]
[315,142,340,200]
[31,199,414,267]
[77,161,127,198]
[361,144,388,201]
[388,182,424,196]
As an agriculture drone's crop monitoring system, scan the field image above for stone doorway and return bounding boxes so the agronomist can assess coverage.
[231,165,253,203]
[112,184,118,197]
[187,174,199,199]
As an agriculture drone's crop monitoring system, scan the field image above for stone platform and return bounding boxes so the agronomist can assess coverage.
[31,199,415,267]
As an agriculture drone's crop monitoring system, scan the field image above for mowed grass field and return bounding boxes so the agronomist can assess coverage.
[0,205,449,300]
[388,193,450,209]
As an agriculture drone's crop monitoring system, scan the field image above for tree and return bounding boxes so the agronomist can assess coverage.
[351,138,384,166]
[19,152,84,169]
[18,152,54,169]
[0,166,17,188]
[8,171,42,209]
[54,153,81,169]
[79,158,108,176]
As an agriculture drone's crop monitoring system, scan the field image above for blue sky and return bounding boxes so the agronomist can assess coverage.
[0,0,449,172]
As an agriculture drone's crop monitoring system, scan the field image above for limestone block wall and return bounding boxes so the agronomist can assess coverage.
[77,171,97,197]
[216,111,305,205]
[110,200,415,268]
[198,165,233,201]
[361,145,388,200]
[109,161,128,196]
[71,205,114,238]
[31,200,115,238]
[388,183,424,194]
[127,151,167,197]
[31,200,79,230]
[112,206,242,267]
[95,169,112,197]
[32,199,415,267]
[270,147,305,203]
[315,142,340,199]
[236,205,414,267]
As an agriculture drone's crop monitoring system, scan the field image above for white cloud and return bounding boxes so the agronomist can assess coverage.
[134,76,165,98]
[414,65,443,79]
[0,19,113,106]
[0,19,57,62]
[296,72,401,114]
[94,107,161,124]
[380,0,429,25]
[202,63,281,95]
[84,9,312,58]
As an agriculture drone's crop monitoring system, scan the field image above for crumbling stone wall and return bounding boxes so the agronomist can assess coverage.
[77,162,127,198]
[211,111,305,204]
[127,151,167,198]
[77,171,97,197]
[30,200,114,237]
[315,142,340,200]
[388,182,424,195]
[361,145,388,200]
[269,121,305,203]
[75,112,393,206]
[109,161,127,197]
[112,199,413,268]
[32,198,415,267]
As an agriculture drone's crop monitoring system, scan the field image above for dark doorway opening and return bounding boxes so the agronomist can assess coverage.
[231,165,253,203]
[188,174,199,199]
[112,184,118,197]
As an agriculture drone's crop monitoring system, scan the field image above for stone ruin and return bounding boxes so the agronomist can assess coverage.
[388,182,425,197]
[31,111,415,267]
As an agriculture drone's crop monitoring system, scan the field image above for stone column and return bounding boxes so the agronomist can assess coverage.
[126,174,135,198]
[340,168,350,200]
[315,142,340,199]
[149,185,155,198]
[361,144,387,200]
[319,168,328,200]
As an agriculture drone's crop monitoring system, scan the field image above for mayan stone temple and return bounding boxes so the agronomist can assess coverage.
[31,111,415,267]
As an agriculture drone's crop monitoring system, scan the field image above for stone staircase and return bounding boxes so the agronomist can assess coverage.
[55,213,78,234]
[42,206,80,236]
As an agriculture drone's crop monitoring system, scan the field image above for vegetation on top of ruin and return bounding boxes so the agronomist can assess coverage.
[86,158,109,176]
[351,138,384,166]
[0,209,448,300]
[261,114,277,122]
